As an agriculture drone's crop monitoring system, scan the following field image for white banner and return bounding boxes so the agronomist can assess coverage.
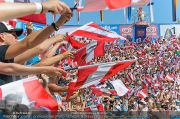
[160,24,180,38]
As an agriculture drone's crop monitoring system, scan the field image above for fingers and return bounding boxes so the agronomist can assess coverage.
[64,51,74,58]
[57,68,66,74]
[42,1,71,15]
[59,1,72,14]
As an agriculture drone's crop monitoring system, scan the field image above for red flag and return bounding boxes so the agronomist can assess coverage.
[67,60,135,99]
[74,41,105,66]
[69,22,126,42]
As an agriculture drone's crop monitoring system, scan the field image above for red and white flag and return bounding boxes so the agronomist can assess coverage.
[110,80,129,96]
[137,89,148,99]
[69,22,126,42]
[165,74,174,81]
[91,80,129,97]
[0,76,58,113]
[74,41,105,66]
[90,86,117,96]
[67,60,135,99]
[84,104,104,119]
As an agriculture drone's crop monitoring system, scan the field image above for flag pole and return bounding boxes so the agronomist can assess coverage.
[149,0,154,23]
[100,10,104,24]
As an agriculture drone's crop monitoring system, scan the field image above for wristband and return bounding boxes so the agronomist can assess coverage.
[51,23,59,31]
[34,3,43,14]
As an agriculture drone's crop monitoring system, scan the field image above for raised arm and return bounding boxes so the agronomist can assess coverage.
[43,41,68,58]
[0,0,70,21]
[5,13,72,60]
[0,62,65,76]
[35,51,74,66]
[14,35,65,64]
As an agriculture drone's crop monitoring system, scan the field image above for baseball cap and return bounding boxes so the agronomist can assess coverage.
[0,22,23,36]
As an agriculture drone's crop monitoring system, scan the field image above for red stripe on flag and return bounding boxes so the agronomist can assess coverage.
[94,41,105,56]
[76,66,98,88]
[66,36,86,49]
[101,61,135,82]
[74,47,87,66]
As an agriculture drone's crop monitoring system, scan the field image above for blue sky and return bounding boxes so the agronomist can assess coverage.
[55,0,180,25]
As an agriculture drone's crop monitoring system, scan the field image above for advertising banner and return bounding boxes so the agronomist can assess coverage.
[160,24,180,38]
[146,25,159,37]
[100,25,120,35]
[120,25,133,38]
[120,25,159,39]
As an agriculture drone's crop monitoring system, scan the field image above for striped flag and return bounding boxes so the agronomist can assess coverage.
[67,60,135,99]
[90,86,117,96]
[110,80,129,96]
[90,80,129,97]
[69,22,126,42]
[0,76,58,114]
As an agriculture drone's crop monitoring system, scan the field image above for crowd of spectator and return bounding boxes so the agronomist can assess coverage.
[0,1,179,119]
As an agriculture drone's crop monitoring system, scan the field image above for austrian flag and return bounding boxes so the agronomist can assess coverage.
[67,60,135,99]
[0,76,58,112]
[69,22,126,42]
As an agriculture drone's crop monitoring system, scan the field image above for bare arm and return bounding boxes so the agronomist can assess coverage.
[0,0,70,21]
[4,2,72,60]
[14,35,64,64]
[35,51,74,66]
[43,42,63,58]
[0,62,65,76]
[5,13,71,60]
